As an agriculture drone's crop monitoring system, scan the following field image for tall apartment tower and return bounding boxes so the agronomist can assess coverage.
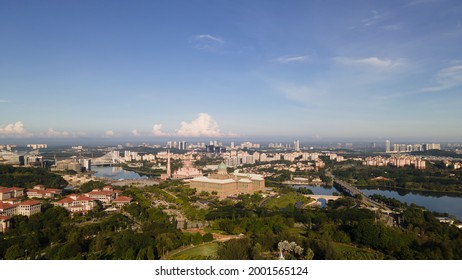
[294,140,300,152]
[166,149,171,178]
[385,140,391,153]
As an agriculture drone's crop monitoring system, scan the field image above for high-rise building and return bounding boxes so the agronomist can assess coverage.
[294,140,300,151]
[385,140,391,153]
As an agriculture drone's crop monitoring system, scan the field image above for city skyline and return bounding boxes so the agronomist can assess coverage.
[1,0,462,141]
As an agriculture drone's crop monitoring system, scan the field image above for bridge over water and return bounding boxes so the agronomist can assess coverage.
[92,151,126,166]
[332,178,390,211]
[304,194,342,202]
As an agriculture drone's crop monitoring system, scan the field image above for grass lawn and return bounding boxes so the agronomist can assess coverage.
[168,242,219,260]
[264,192,311,209]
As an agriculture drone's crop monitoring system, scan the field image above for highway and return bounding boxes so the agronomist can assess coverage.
[326,171,390,211]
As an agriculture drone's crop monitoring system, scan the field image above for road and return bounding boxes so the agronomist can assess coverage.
[326,170,390,211]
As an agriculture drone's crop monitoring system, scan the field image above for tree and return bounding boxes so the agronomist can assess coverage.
[218,238,251,260]
[306,248,314,260]
[5,244,23,260]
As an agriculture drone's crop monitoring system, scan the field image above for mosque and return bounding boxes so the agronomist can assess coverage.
[189,162,265,199]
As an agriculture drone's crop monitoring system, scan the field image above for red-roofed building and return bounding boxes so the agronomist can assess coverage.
[7,187,25,198]
[0,188,13,201]
[17,200,41,216]
[0,202,16,217]
[26,187,62,199]
[55,195,97,214]
[0,215,10,233]
[0,200,41,217]
[112,196,132,208]
[85,189,116,204]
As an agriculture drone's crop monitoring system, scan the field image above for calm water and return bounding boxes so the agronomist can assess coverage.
[298,185,462,220]
[91,166,149,180]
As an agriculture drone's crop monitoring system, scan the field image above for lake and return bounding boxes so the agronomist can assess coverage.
[91,166,149,180]
[298,185,462,220]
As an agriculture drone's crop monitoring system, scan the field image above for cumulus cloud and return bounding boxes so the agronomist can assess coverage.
[151,113,236,138]
[274,55,309,63]
[0,121,27,136]
[176,113,222,137]
[191,34,224,51]
[421,64,462,92]
[334,56,404,68]
[152,124,169,136]
[47,128,70,137]
[105,130,115,137]
[131,129,140,136]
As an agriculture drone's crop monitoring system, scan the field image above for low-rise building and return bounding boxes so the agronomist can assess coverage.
[55,195,97,214]
[26,185,62,199]
[0,200,42,217]
[0,215,10,233]
[16,200,41,217]
[0,202,17,217]
[112,196,132,208]
[85,188,117,204]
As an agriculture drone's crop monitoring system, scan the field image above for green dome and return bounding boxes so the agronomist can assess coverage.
[218,162,227,171]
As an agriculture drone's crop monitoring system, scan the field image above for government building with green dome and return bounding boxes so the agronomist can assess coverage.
[189,162,265,199]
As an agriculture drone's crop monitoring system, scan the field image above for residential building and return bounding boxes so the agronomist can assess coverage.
[0,200,41,217]
[26,185,62,199]
[0,215,10,233]
[55,195,98,214]
[16,200,41,217]
[112,196,132,208]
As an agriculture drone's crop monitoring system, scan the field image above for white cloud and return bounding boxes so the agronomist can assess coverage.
[382,24,402,31]
[421,64,462,92]
[362,10,385,27]
[177,113,222,137]
[275,82,327,104]
[47,128,70,137]
[152,114,236,138]
[152,124,169,136]
[0,121,27,136]
[334,56,404,68]
[131,129,140,136]
[274,55,309,63]
[191,34,224,51]
[105,130,115,137]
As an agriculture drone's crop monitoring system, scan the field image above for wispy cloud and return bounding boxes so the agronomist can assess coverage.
[421,64,462,92]
[362,10,385,27]
[47,128,70,137]
[273,55,310,63]
[381,24,402,31]
[191,34,224,51]
[334,56,405,69]
[405,0,439,6]
[274,81,327,105]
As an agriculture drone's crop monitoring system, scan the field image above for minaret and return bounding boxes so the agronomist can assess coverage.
[166,149,171,178]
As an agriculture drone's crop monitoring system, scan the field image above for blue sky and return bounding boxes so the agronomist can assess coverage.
[1,0,462,141]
